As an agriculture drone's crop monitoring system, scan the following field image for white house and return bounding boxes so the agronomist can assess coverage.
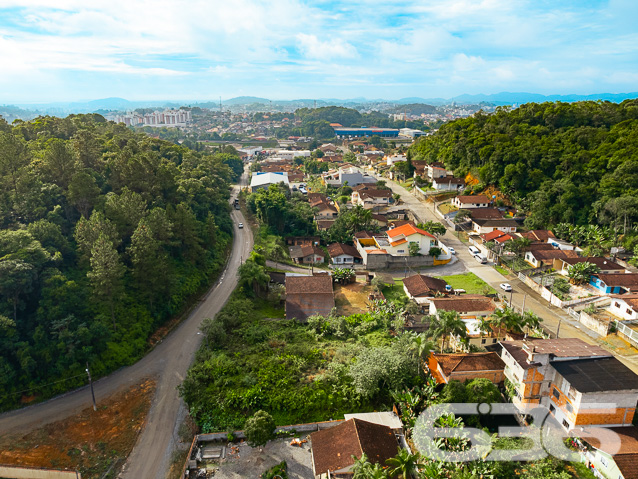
[452,195,491,209]
[250,172,289,192]
[609,294,638,320]
[427,165,448,179]
[276,149,310,160]
[386,154,407,166]
[327,243,362,265]
[471,219,519,235]
[432,177,465,191]
[351,189,392,209]
[385,223,439,256]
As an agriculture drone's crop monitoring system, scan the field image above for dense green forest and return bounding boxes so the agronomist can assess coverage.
[410,100,638,243]
[0,114,236,410]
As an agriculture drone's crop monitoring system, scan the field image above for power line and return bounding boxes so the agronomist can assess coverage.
[1,373,87,400]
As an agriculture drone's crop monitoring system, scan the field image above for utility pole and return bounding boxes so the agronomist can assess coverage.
[509,288,514,308]
[556,318,562,338]
[522,294,527,314]
[86,362,97,411]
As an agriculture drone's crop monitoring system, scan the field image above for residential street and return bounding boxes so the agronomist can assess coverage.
[381,176,638,373]
[0,171,254,479]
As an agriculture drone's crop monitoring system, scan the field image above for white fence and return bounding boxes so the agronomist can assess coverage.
[615,321,638,349]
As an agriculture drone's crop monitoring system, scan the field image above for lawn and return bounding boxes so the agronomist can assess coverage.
[381,281,407,302]
[494,264,510,276]
[253,298,285,319]
[435,272,497,295]
[437,202,458,215]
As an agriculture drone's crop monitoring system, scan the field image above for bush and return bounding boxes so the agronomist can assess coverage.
[261,461,288,479]
[245,410,276,447]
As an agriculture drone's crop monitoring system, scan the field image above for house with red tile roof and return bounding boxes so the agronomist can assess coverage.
[309,418,399,478]
[452,195,491,209]
[327,243,362,265]
[285,274,334,322]
[385,223,438,256]
[578,426,638,479]
[427,352,506,385]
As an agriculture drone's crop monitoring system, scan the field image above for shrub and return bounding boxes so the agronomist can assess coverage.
[245,410,276,447]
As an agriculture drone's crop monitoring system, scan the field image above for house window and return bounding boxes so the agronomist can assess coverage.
[397,249,405,253]
[562,419,570,429]
[600,455,608,468]
[549,404,556,414]
[552,388,560,400]
[567,386,576,401]
[628,308,633,315]
[492,339,497,343]
[565,402,573,414]
[615,302,621,308]
[481,339,486,344]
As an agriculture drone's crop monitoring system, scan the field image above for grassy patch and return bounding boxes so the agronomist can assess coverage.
[435,272,497,295]
[494,265,510,276]
[438,202,458,215]
[381,281,407,302]
[253,298,285,319]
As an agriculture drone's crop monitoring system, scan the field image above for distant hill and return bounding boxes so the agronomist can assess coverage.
[449,91,638,106]
[223,96,270,105]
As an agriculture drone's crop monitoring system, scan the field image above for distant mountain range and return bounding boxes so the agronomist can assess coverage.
[3,92,637,119]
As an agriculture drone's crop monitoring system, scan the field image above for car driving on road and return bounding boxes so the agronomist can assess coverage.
[449,247,456,255]
[238,223,244,228]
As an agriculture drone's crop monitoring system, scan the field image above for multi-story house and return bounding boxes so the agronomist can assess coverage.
[499,338,638,430]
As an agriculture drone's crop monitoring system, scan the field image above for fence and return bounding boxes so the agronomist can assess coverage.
[0,465,80,479]
[616,321,638,349]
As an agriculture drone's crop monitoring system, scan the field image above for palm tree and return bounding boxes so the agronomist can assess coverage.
[386,448,421,479]
[352,454,389,479]
[567,261,600,285]
[427,310,467,352]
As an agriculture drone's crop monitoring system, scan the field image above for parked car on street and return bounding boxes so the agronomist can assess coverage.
[500,283,512,291]
[449,247,456,255]
[468,246,480,256]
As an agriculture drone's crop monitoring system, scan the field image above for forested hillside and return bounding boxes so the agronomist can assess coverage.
[0,114,235,410]
[410,100,638,234]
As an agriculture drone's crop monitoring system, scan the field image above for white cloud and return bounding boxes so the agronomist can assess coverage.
[296,34,357,61]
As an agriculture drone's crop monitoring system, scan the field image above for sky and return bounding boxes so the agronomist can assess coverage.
[1,0,637,103]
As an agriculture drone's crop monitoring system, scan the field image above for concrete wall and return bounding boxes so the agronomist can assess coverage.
[364,253,434,270]
[578,311,612,336]
[0,466,80,479]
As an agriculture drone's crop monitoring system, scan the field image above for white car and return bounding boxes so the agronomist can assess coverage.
[449,247,456,255]
[238,223,244,229]
[468,246,480,256]
[500,283,512,292]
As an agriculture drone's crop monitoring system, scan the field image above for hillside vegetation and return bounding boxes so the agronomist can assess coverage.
[0,114,234,410]
[409,100,638,239]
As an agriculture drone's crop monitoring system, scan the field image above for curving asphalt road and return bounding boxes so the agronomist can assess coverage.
[0,169,254,479]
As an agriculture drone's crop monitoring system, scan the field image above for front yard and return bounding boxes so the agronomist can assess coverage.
[435,272,497,295]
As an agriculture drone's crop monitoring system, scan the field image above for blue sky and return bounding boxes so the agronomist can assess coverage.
[1,0,637,102]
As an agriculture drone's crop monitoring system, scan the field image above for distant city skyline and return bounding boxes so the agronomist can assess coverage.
[1,0,637,103]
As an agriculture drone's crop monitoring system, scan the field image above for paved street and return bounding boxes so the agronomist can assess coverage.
[0,170,255,479]
[380,176,638,372]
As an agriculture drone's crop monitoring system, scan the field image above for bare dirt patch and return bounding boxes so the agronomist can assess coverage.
[0,379,156,479]
[334,283,374,315]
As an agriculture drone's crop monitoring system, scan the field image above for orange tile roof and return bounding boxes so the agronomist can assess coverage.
[390,238,408,247]
[387,223,435,239]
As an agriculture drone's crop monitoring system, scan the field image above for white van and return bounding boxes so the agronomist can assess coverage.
[474,253,487,264]
[468,246,480,256]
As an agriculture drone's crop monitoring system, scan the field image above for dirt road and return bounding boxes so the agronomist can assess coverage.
[0,170,254,479]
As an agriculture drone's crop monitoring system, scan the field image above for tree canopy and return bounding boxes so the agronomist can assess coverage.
[0,114,234,410]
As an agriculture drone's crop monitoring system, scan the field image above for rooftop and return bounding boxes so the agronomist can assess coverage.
[310,419,398,476]
[327,243,361,259]
[455,195,491,204]
[470,208,505,220]
[528,249,579,261]
[432,352,505,376]
[285,274,333,294]
[472,218,520,227]
[551,357,638,393]
[500,338,610,370]
[430,295,497,313]
[387,223,435,240]
[595,273,638,288]
[520,229,556,242]
[403,274,449,297]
